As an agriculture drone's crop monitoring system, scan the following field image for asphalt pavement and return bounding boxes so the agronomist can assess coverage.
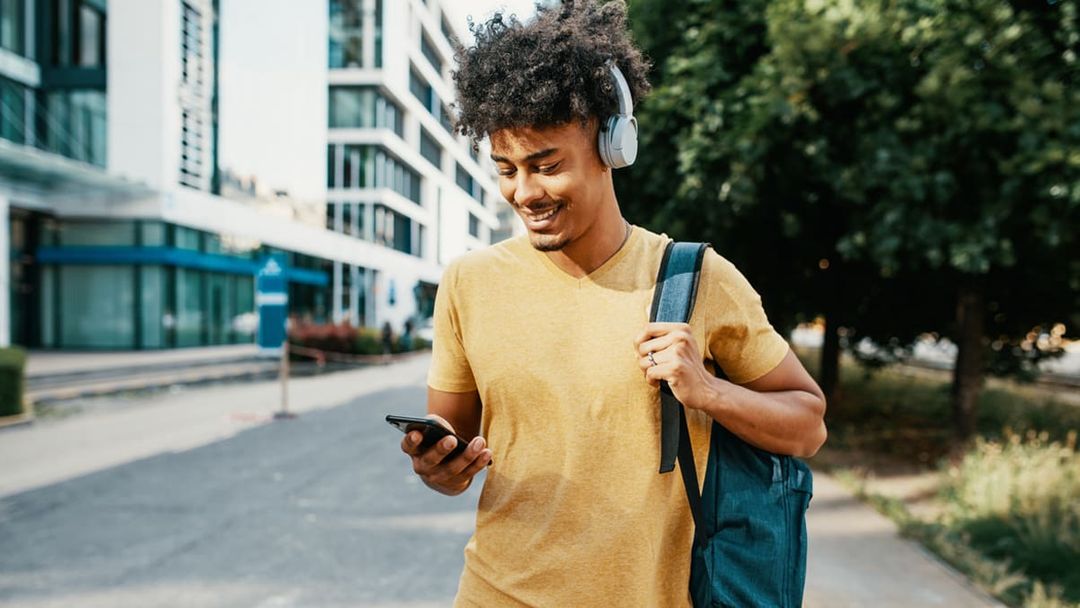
[0,354,1001,607]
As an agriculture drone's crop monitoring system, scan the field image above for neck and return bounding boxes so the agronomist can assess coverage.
[545,205,630,279]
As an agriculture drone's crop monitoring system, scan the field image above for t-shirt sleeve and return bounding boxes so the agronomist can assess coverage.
[701,250,790,384]
[426,260,478,393]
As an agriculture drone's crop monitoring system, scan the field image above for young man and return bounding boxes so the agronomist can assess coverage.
[399,2,827,605]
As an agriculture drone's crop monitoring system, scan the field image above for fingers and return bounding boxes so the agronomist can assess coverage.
[633,322,690,347]
[637,332,681,358]
[418,434,460,470]
[406,432,493,496]
[400,430,425,456]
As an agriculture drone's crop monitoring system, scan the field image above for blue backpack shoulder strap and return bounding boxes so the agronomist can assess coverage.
[649,241,709,545]
[650,241,709,471]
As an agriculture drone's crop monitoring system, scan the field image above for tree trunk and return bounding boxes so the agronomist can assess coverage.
[820,314,841,404]
[951,283,985,441]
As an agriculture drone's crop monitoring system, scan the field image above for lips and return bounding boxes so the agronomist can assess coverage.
[522,203,564,232]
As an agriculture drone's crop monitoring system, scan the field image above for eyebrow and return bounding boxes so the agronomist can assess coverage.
[490,148,558,164]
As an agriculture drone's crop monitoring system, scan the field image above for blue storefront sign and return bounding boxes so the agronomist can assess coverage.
[256,254,288,356]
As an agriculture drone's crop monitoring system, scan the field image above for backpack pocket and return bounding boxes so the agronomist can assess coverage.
[695,423,812,608]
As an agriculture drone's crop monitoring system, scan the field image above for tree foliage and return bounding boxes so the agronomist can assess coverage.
[623,0,1080,437]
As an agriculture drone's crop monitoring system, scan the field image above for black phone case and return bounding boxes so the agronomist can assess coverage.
[386,415,469,459]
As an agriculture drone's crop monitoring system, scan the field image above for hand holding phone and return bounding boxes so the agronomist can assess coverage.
[386,415,471,459]
[389,414,493,496]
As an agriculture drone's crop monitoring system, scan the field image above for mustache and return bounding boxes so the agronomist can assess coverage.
[514,199,568,211]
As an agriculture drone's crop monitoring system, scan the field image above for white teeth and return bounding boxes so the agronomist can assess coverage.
[529,206,559,221]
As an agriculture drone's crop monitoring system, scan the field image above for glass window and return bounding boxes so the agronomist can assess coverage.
[420,31,442,73]
[419,128,441,169]
[43,90,108,166]
[0,77,26,145]
[329,0,364,68]
[56,220,136,246]
[469,213,480,238]
[409,68,433,112]
[59,265,136,348]
[441,14,457,48]
[456,163,481,202]
[175,267,204,347]
[374,0,383,67]
[55,0,72,65]
[334,144,421,205]
[329,87,403,136]
[374,205,418,256]
[175,226,201,251]
[181,2,203,85]
[140,265,165,348]
[140,221,166,246]
[204,233,223,254]
[325,202,336,231]
[206,272,230,345]
[0,0,25,56]
[440,103,455,133]
[232,274,255,342]
[342,203,353,236]
[327,144,336,187]
[78,4,105,67]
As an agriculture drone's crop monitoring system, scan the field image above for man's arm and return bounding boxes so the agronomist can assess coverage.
[635,324,827,458]
[400,388,491,496]
[699,349,826,457]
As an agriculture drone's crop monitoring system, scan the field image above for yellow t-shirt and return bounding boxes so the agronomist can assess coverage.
[427,225,790,607]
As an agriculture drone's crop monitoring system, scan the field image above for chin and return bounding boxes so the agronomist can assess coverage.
[529,232,571,252]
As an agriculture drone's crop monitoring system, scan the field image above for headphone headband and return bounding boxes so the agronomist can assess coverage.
[606,60,634,117]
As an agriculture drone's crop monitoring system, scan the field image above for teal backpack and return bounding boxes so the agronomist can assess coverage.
[651,242,814,608]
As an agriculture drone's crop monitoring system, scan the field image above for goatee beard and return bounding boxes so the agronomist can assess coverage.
[530,234,570,252]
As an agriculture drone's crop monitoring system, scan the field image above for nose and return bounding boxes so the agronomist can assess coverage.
[512,171,545,208]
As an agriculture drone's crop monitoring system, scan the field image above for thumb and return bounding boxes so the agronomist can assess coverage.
[425,413,455,434]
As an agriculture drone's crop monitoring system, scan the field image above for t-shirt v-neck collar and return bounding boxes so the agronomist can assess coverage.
[529,225,642,288]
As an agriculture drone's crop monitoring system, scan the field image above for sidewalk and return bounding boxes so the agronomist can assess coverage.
[0,353,1003,606]
[25,344,260,377]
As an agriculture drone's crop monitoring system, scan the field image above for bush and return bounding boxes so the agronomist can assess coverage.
[0,347,26,417]
[353,327,384,355]
[288,322,430,357]
[940,432,1080,604]
[288,321,356,355]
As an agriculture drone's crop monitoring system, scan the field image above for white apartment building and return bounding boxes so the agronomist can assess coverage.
[0,0,501,350]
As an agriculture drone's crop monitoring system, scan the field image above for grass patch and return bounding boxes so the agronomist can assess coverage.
[803,347,1080,608]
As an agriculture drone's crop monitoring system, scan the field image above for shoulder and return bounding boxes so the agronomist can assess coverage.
[698,246,765,313]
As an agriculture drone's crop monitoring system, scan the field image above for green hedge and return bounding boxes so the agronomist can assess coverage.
[0,347,26,417]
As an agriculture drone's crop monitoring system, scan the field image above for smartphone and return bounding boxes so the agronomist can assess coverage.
[386,414,472,460]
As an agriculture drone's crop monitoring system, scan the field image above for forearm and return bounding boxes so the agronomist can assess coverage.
[693,376,827,458]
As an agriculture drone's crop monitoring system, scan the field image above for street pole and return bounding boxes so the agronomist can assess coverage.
[274,340,296,420]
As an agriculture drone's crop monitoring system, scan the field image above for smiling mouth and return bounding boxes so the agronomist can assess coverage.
[521,203,564,231]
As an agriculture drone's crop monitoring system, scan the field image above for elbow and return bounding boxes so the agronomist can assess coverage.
[797,395,828,458]
[797,422,827,459]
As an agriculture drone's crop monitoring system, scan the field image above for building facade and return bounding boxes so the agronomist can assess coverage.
[0,0,501,350]
[325,0,502,328]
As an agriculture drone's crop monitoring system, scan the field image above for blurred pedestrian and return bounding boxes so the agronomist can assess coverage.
[381,321,393,358]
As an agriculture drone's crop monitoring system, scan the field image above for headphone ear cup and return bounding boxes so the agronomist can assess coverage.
[598,115,619,167]
[601,115,638,169]
[616,116,638,167]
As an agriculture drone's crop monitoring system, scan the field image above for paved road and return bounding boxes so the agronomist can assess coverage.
[0,355,1000,607]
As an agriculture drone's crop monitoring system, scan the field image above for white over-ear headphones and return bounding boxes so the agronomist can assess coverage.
[597,60,638,169]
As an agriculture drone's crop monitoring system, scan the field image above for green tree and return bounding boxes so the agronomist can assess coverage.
[623,0,1080,438]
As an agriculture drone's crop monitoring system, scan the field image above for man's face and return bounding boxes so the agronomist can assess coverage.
[489,120,609,252]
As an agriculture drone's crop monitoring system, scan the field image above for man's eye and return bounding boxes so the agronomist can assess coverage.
[498,168,516,177]
[538,162,561,173]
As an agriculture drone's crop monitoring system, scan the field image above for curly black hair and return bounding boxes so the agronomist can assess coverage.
[451,0,651,142]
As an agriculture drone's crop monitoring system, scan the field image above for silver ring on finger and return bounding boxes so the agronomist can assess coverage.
[647,351,657,367]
